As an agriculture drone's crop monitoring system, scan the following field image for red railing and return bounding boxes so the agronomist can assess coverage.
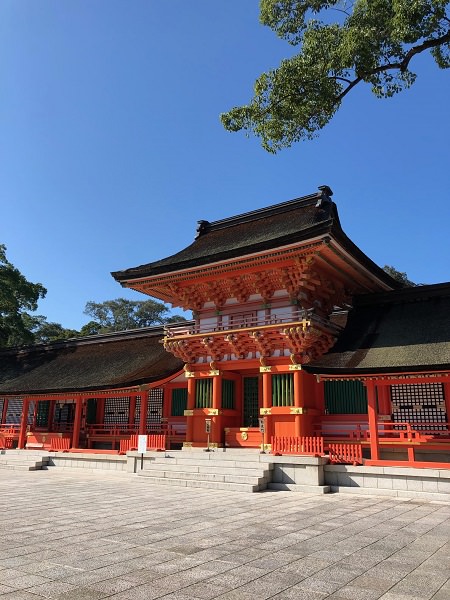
[49,437,71,452]
[271,436,324,456]
[0,426,19,449]
[329,443,363,465]
[87,424,139,437]
[119,434,166,454]
[165,309,336,337]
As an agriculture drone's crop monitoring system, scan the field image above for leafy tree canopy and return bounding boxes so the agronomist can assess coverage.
[383,264,417,286]
[221,1,450,152]
[0,245,47,347]
[26,315,79,344]
[83,298,186,333]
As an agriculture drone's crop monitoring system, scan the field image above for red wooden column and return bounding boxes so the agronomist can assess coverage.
[443,383,450,429]
[48,400,56,432]
[129,394,137,428]
[366,381,380,461]
[293,370,305,438]
[139,391,148,435]
[377,386,391,417]
[262,372,273,448]
[71,396,84,449]
[211,375,223,446]
[185,377,195,444]
[18,398,30,449]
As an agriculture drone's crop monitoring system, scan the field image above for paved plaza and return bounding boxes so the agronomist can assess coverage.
[0,470,449,600]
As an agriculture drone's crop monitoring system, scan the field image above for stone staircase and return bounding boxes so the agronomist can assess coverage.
[0,450,51,471]
[137,449,273,492]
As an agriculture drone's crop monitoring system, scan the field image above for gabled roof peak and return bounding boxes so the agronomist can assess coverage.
[194,186,333,239]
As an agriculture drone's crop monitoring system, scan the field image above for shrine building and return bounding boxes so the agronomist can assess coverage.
[1,186,449,484]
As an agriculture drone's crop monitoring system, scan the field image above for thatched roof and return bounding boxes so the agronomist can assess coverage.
[0,326,184,395]
[306,283,450,375]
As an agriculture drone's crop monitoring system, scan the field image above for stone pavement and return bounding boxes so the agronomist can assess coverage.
[0,470,449,600]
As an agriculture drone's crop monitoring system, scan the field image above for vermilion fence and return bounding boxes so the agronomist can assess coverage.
[271,436,324,456]
[119,434,166,454]
[49,437,71,452]
[328,443,363,465]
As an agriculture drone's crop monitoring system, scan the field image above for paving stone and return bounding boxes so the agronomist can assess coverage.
[26,580,78,597]
[0,470,449,600]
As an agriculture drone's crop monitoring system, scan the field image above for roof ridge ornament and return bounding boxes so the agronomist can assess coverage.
[316,185,333,207]
[195,220,209,239]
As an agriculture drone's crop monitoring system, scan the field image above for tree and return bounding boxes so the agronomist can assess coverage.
[383,265,418,287]
[221,1,450,152]
[28,316,79,344]
[0,245,47,347]
[83,298,184,333]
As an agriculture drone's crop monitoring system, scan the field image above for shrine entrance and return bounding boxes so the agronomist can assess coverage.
[243,376,260,428]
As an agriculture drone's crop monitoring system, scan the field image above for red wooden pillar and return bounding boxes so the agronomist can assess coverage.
[48,400,56,432]
[443,383,450,427]
[129,394,137,428]
[71,396,84,449]
[139,390,148,435]
[377,386,391,416]
[211,375,223,446]
[262,372,273,448]
[293,370,304,438]
[366,381,379,460]
[185,377,195,444]
[162,387,171,421]
[1,397,7,424]
[18,398,30,449]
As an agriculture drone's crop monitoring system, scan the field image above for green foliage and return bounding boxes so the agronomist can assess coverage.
[221,0,450,151]
[30,318,79,344]
[83,298,183,333]
[0,245,47,347]
[383,264,417,286]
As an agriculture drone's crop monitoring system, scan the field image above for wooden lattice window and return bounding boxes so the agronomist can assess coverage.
[272,374,294,407]
[243,377,259,427]
[103,397,130,425]
[222,379,235,410]
[35,401,51,427]
[325,381,368,414]
[195,379,212,409]
[148,388,164,431]
[54,401,75,426]
[171,388,187,417]
[391,383,447,431]
[5,398,35,425]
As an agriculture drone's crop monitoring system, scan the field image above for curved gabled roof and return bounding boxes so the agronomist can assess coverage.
[112,187,398,288]
[305,283,450,375]
[0,326,185,395]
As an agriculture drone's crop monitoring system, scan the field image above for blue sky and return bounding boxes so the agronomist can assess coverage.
[1,1,449,330]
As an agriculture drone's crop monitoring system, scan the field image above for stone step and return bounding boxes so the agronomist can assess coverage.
[144,461,269,477]
[0,452,50,471]
[0,462,40,471]
[138,469,268,486]
[136,474,261,492]
[0,459,47,467]
[149,456,270,469]
[268,483,331,494]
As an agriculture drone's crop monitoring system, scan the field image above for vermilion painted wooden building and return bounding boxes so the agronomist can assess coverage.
[1,186,449,470]
[0,327,187,452]
[112,186,450,468]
